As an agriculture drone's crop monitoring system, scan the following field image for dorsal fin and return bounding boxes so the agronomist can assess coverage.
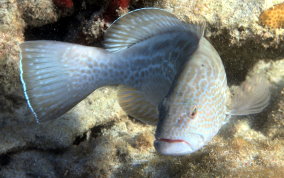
[103,8,204,52]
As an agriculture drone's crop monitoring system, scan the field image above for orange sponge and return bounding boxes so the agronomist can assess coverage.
[259,3,284,29]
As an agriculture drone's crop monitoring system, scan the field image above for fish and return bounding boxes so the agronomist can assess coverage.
[19,8,205,123]
[154,38,271,155]
[119,37,270,156]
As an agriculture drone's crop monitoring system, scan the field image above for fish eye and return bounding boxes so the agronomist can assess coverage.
[190,106,198,119]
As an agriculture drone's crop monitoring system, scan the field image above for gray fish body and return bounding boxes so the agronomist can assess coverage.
[115,32,200,100]
[19,8,203,122]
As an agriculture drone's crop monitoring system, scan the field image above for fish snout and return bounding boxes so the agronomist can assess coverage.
[154,138,194,156]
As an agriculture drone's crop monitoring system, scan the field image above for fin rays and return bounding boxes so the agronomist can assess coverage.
[104,8,204,52]
[230,75,271,115]
[20,41,99,122]
[117,85,158,125]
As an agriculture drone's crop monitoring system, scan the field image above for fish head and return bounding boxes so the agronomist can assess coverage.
[154,90,222,156]
[153,37,229,156]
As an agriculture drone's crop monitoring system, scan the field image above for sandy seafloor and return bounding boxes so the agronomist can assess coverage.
[0,0,283,177]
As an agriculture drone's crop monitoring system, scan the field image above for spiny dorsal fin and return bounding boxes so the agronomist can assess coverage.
[104,8,205,52]
[118,85,159,125]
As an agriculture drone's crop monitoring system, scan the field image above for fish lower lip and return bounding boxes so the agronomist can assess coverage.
[157,138,191,146]
[154,138,193,155]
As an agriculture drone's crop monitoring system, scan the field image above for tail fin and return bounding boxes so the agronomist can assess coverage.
[230,75,271,115]
[19,41,102,123]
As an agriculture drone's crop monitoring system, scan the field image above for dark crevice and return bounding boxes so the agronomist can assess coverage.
[73,132,88,145]
[24,0,103,43]
[47,148,67,155]
[72,120,116,145]
[24,15,77,41]
[116,149,128,162]
[0,154,11,167]
[208,29,284,85]
[90,120,115,138]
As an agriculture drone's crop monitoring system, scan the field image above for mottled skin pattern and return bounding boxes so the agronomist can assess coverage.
[66,32,198,98]
[20,31,199,121]
[155,38,229,155]
[69,32,198,112]
[117,32,198,101]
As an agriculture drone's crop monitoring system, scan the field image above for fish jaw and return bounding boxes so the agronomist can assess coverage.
[154,134,205,156]
[154,138,193,156]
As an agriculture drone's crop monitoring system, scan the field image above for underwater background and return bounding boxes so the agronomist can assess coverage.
[0,0,283,177]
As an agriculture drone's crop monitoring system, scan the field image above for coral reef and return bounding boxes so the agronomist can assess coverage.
[147,0,284,48]
[263,88,284,138]
[0,0,283,177]
[0,0,25,116]
[0,87,125,153]
[259,2,284,29]
[17,0,60,27]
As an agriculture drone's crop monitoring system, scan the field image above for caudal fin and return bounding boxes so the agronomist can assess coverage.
[20,41,102,123]
[230,75,271,115]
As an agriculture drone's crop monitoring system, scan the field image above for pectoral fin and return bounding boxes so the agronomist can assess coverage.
[230,75,271,115]
[117,85,159,125]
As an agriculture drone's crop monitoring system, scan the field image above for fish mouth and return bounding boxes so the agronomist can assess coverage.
[154,137,193,156]
[158,138,191,145]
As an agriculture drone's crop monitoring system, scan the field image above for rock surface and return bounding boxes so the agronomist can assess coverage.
[0,0,283,177]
